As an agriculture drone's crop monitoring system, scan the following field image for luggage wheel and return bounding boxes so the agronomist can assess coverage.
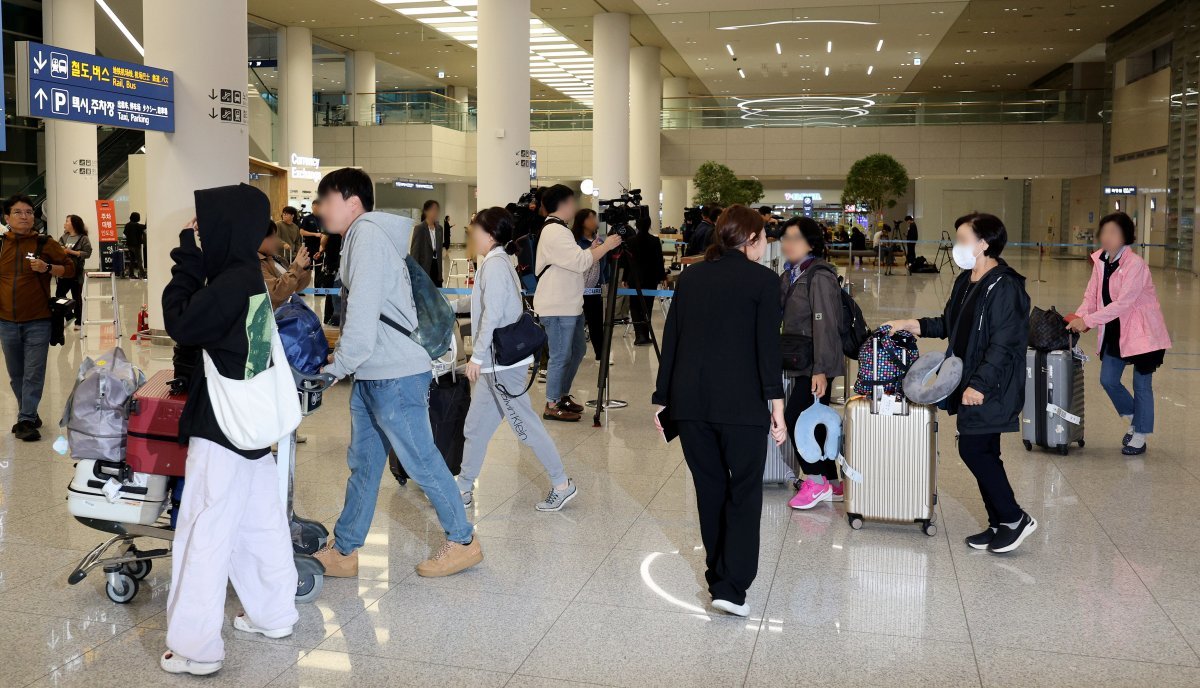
[1077,439,1085,448]
[847,514,864,530]
[921,521,937,537]
[104,566,139,604]
[1022,440,1032,451]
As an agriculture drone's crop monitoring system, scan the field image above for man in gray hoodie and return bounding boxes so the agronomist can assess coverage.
[313,167,482,579]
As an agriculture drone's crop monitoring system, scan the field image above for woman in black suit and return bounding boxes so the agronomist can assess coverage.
[652,204,786,618]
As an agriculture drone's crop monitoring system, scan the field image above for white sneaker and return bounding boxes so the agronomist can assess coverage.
[712,599,749,617]
[161,650,222,676]
[233,613,294,639]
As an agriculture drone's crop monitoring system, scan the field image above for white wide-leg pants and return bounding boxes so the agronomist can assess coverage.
[165,438,299,662]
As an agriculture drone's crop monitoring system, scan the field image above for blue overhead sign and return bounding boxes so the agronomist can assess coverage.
[16,41,174,132]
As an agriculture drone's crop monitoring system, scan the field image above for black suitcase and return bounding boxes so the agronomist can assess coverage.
[389,371,470,485]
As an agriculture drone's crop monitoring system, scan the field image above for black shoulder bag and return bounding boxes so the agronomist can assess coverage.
[781,271,815,372]
[486,255,547,398]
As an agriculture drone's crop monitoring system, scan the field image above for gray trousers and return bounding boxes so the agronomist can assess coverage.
[458,365,568,491]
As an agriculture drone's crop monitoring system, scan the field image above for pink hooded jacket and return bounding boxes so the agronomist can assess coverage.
[1075,247,1171,357]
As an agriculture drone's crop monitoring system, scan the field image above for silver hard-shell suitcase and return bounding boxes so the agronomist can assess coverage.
[764,376,798,485]
[1021,348,1085,455]
[841,390,938,536]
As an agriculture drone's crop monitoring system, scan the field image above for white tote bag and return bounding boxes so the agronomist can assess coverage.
[201,321,302,450]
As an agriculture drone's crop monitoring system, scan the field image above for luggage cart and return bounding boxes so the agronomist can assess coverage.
[67,369,335,605]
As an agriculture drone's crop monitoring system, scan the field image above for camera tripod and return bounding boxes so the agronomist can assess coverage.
[589,238,661,427]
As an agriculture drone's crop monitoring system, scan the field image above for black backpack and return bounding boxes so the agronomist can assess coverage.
[839,288,870,360]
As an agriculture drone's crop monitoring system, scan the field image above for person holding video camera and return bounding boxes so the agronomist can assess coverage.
[620,212,667,346]
[685,204,721,257]
[535,185,621,421]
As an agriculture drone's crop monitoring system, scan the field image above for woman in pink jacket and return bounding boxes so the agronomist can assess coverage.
[1068,212,1171,455]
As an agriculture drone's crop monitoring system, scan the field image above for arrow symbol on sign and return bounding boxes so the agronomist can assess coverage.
[33,52,46,71]
[34,89,47,107]
[209,108,218,119]
[208,89,218,100]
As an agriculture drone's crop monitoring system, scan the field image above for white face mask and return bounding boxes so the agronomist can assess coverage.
[952,242,984,270]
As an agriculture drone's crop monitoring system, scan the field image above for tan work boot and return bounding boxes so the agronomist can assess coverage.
[416,537,483,577]
[313,544,359,577]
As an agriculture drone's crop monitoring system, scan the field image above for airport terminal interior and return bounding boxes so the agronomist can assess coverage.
[0,0,1200,686]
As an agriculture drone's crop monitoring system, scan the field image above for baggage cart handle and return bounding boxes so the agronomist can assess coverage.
[292,368,336,393]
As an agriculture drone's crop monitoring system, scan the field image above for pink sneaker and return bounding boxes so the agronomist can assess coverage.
[830,482,844,502]
[789,479,833,510]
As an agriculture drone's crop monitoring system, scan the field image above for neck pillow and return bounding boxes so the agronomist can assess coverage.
[902,350,963,404]
[793,395,842,462]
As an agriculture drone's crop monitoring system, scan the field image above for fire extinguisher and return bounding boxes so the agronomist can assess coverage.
[131,305,149,340]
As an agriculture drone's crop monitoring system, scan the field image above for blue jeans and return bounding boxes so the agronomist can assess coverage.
[543,314,586,402]
[0,319,51,422]
[1100,353,1154,434]
[334,373,474,554]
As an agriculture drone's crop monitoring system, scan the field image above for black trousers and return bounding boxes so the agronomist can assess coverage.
[582,293,605,359]
[677,420,766,606]
[784,376,838,480]
[958,432,1022,527]
[630,293,654,342]
[55,277,83,324]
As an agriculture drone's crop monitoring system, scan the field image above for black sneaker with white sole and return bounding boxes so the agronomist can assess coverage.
[988,513,1038,553]
[965,527,997,550]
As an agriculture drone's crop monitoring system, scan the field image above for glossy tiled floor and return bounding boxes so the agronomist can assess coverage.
[3,249,1200,687]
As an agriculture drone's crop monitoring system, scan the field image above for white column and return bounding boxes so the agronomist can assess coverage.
[450,85,469,130]
[144,0,248,329]
[686,178,698,206]
[43,0,98,267]
[662,177,685,229]
[444,182,469,245]
[346,50,375,125]
[476,0,530,207]
[663,76,690,130]
[629,46,661,229]
[278,26,314,202]
[592,12,630,202]
[126,154,147,229]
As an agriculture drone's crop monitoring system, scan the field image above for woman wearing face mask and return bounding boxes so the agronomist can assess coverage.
[778,217,846,509]
[1067,211,1170,455]
[883,213,1036,554]
[653,204,786,618]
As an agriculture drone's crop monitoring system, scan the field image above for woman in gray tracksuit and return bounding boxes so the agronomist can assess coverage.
[454,206,577,512]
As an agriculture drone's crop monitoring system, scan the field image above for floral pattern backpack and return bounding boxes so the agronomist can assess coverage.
[853,325,920,398]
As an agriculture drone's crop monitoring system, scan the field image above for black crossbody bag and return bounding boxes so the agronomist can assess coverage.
[484,254,547,398]
[781,271,815,372]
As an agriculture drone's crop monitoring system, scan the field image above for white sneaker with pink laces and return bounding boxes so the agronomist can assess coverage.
[789,479,833,510]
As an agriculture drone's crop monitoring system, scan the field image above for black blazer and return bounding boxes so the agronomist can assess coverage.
[653,251,783,428]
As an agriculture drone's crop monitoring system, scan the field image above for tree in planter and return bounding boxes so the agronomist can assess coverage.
[841,154,909,223]
[692,161,765,206]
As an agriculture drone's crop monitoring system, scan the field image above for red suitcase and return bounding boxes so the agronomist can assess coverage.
[127,370,188,477]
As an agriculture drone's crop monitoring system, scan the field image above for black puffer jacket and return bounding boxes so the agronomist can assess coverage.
[918,260,1029,435]
[162,184,274,459]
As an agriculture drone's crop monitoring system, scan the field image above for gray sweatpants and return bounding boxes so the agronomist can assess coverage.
[458,365,569,491]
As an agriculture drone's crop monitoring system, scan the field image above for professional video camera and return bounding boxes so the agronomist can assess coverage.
[598,189,648,240]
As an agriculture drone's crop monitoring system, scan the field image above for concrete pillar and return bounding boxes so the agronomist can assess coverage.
[450,85,469,130]
[686,178,698,206]
[144,0,248,329]
[444,182,469,245]
[630,46,661,229]
[476,0,530,207]
[43,0,99,267]
[662,177,685,229]
[346,50,375,125]
[663,76,690,130]
[278,26,315,203]
[592,12,630,202]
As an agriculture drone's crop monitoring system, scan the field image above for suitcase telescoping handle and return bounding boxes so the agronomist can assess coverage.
[869,335,909,416]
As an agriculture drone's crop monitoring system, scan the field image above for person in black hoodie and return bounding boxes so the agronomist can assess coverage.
[620,211,667,345]
[159,184,299,676]
[885,212,1036,554]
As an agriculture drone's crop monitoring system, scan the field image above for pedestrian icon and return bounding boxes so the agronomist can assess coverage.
[50,52,68,79]
[233,90,242,105]
[232,109,243,123]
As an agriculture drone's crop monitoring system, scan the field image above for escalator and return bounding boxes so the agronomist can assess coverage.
[18,127,146,211]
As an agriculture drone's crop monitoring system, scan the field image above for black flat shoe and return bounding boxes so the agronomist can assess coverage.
[965,527,997,550]
[1122,443,1147,456]
[989,513,1038,553]
[1122,432,1132,447]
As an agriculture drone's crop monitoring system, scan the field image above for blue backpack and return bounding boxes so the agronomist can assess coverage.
[275,296,329,375]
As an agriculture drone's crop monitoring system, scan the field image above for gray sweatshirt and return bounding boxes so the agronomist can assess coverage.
[454,247,529,372]
[325,211,431,381]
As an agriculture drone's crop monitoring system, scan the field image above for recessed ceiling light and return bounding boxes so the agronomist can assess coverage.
[737,68,746,79]
[826,41,832,53]
[775,42,781,55]
[715,19,877,30]
[726,44,735,56]
[867,65,873,75]
[876,39,883,52]
[914,57,922,65]
[824,66,830,76]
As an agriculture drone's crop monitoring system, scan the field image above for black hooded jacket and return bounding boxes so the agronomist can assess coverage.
[162,184,274,459]
[918,259,1030,435]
